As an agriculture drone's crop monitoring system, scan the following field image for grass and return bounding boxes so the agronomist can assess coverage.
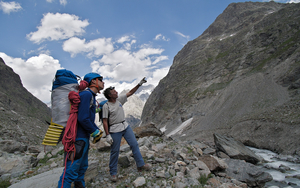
[188,89,199,99]
[0,180,11,188]
[216,50,230,59]
[38,154,51,164]
[187,146,194,154]
[204,82,230,95]
[198,173,213,186]
[38,149,64,164]
[250,31,300,73]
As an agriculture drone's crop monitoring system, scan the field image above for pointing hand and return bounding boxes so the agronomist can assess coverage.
[138,77,147,86]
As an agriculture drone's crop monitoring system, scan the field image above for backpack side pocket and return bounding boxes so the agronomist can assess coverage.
[74,140,86,160]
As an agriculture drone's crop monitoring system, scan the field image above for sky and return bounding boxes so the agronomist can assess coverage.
[0,0,299,103]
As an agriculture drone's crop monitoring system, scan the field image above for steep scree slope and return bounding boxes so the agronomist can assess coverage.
[0,58,51,146]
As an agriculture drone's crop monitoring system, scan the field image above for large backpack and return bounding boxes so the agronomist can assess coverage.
[42,69,79,146]
[97,100,108,121]
[95,99,113,134]
[52,69,79,127]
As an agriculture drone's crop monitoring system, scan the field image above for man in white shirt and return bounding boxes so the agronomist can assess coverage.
[102,78,151,182]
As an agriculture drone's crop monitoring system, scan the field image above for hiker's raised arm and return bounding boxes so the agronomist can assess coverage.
[126,77,147,97]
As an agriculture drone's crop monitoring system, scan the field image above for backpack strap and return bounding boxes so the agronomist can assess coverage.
[79,88,95,109]
[89,95,94,108]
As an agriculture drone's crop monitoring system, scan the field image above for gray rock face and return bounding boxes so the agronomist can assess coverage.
[0,58,51,147]
[214,134,262,164]
[141,1,300,155]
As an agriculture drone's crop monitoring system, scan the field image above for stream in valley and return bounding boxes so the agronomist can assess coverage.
[248,147,300,188]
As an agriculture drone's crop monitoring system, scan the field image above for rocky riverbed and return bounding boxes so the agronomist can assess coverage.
[2,133,293,188]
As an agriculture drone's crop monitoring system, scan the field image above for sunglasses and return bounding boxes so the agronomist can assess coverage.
[97,77,103,82]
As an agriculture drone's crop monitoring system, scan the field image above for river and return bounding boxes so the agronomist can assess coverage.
[248,147,300,188]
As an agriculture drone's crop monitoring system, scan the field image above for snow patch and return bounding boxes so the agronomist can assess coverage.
[160,125,167,133]
[166,118,193,137]
[219,33,236,41]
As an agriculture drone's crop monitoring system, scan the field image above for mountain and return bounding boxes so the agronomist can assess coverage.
[121,89,148,128]
[135,84,155,102]
[0,57,51,146]
[122,84,155,127]
[141,2,300,155]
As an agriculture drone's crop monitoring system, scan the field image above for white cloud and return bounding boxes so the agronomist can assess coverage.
[117,36,131,43]
[45,0,67,5]
[0,1,22,14]
[152,55,168,65]
[174,31,190,46]
[92,49,149,82]
[63,37,114,58]
[95,66,170,100]
[0,52,63,103]
[155,34,162,40]
[28,45,51,56]
[60,0,67,6]
[174,31,190,40]
[27,13,89,43]
[287,0,300,2]
[89,39,168,84]
[154,34,170,41]
[116,35,136,50]
[133,48,164,61]
[148,66,170,86]
[63,35,169,87]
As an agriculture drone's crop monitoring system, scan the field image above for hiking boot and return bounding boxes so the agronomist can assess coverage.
[110,175,117,182]
[137,163,152,172]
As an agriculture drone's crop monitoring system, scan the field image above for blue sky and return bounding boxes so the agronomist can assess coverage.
[0,0,298,103]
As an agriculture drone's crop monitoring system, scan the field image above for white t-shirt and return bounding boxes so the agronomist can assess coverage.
[102,94,128,133]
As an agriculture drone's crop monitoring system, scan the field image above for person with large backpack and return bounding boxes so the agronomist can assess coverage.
[102,77,151,182]
[58,72,104,188]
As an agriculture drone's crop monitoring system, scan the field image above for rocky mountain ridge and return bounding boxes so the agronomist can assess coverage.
[0,57,51,146]
[141,1,300,155]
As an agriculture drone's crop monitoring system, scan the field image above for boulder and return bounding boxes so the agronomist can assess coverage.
[133,176,146,187]
[0,153,32,177]
[199,155,228,172]
[0,140,27,153]
[95,139,111,151]
[118,155,130,168]
[133,122,163,138]
[223,158,273,187]
[8,167,63,188]
[214,134,262,164]
[193,160,211,176]
[27,146,41,154]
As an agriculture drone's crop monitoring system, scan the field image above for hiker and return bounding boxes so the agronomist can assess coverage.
[102,77,151,182]
[58,72,104,188]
